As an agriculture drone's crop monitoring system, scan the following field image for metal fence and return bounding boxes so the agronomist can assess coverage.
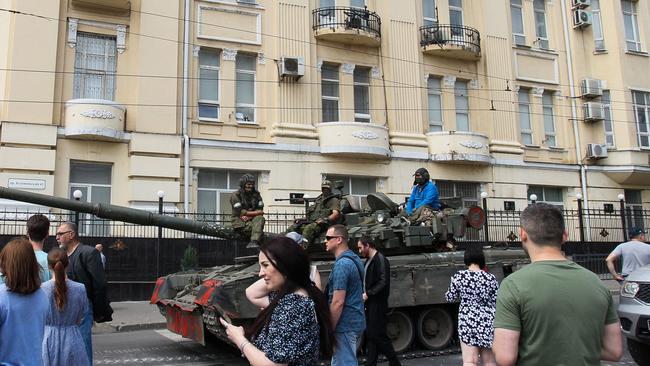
[312,6,381,37]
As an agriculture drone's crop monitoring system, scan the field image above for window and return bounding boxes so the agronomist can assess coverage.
[354,67,371,123]
[622,0,641,52]
[235,53,256,123]
[632,91,650,148]
[327,175,376,210]
[350,0,365,8]
[423,0,437,26]
[455,80,469,131]
[518,89,533,145]
[510,0,526,45]
[427,76,443,132]
[198,49,220,120]
[542,92,556,147]
[624,189,645,231]
[69,161,112,236]
[449,0,464,37]
[73,33,117,100]
[197,170,258,217]
[321,63,339,122]
[533,0,549,49]
[437,181,479,208]
[602,90,615,147]
[528,186,563,208]
[592,0,606,51]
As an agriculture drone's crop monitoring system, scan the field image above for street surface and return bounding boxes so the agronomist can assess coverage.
[93,329,638,366]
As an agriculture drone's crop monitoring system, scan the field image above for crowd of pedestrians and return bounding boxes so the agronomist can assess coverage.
[0,215,111,366]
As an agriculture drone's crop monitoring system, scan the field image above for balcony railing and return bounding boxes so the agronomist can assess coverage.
[312,7,381,46]
[419,24,481,60]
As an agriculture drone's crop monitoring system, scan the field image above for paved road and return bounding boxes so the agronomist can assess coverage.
[93,329,638,365]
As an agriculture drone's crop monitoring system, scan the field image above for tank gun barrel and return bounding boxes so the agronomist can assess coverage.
[0,186,235,238]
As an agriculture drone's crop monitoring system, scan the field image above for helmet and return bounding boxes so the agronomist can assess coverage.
[413,168,430,185]
[239,174,256,189]
[321,180,333,189]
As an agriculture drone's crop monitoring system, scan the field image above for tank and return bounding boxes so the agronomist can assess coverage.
[149,191,530,352]
[0,186,529,352]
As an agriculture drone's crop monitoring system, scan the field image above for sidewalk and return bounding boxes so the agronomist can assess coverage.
[92,301,167,334]
[95,279,621,335]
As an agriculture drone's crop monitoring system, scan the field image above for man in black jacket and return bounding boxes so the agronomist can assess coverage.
[357,236,401,366]
[57,222,112,364]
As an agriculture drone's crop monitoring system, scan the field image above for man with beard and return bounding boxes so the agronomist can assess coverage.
[230,173,265,248]
[287,180,341,246]
[404,167,440,224]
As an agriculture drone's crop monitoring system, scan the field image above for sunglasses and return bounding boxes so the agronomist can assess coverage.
[325,235,342,241]
[55,230,72,237]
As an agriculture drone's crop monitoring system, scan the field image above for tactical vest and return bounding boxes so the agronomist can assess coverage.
[231,191,263,219]
[307,194,338,221]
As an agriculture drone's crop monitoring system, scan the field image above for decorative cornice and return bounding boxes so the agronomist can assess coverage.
[193,46,200,57]
[316,59,323,72]
[371,66,380,79]
[80,109,116,119]
[341,63,355,75]
[257,52,266,64]
[532,87,544,97]
[67,18,78,48]
[116,25,127,53]
[352,130,379,140]
[443,75,457,87]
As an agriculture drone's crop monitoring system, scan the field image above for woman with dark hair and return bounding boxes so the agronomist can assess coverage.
[221,236,335,365]
[0,237,49,365]
[445,245,499,366]
[41,247,90,366]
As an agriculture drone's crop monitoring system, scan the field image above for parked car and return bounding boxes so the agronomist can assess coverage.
[618,264,650,365]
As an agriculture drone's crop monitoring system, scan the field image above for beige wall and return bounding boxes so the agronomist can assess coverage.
[0,0,647,218]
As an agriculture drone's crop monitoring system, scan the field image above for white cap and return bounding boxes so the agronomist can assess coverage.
[285,232,307,245]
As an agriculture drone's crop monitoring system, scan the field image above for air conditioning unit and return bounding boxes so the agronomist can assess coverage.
[279,56,305,80]
[573,10,592,28]
[581,78,602,98]
[586,143,608,160]
[584,102,605,122]
[572,0,591,9]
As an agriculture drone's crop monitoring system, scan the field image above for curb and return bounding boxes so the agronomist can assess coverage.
[93,321,167,335]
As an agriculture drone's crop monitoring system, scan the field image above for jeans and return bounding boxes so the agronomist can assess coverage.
[332,331,360,366]
[80,307,93,364]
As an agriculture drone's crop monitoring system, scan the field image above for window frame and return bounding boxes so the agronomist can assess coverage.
[632,90,650,148]
[510,0,526,46]
[449,0,464,37]
[423,0,437,26]
[542,92,556,147]
[622,0,642,52]
[427,76,444,132]
[533,0,549,49]
[602,90,615,147]
[454,80,470,131]
[69,161,112,236]
[326,174,377,211]
[592,0,606,51]
[527,186,564,208]
[321,63,340,123]
[73,32,117,101]
[353,67,371,123]
[198,48,221,121]
[196,170,259,216]
[235,53,257,124]
[518,89,533,145]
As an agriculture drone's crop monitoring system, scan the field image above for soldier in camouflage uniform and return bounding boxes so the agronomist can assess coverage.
[230,174,265,248]
[287,180,341,246]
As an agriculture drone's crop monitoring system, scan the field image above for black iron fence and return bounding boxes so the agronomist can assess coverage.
[312,6,381,38]
[419,24,481,55]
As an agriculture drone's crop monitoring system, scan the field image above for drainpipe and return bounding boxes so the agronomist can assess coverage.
[182,0,191,216]
[560,0,591,240]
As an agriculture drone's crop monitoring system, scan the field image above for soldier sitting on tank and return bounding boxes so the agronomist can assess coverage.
[286,180,341,246]
[403,168,441,225]
[230,174,266,248]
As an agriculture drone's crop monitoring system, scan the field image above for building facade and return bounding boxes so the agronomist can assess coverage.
[0,0,648,229]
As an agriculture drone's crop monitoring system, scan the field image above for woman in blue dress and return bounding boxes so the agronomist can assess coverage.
[41,247,90,366]
[220,236,335,365]
[445,245,499,366]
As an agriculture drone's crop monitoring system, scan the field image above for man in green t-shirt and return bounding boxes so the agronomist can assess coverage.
[493,203,622,366]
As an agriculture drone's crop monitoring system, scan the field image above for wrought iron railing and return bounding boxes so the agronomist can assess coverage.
[312,7,381,38]
[419,24,481,55]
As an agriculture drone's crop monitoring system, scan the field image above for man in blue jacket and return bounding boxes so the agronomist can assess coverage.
[405,168,440,223]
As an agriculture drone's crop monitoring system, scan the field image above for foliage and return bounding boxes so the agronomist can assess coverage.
[180,245,198,271]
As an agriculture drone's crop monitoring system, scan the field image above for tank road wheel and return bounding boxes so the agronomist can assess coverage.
[386,310,414,353]
[416,307,454,350]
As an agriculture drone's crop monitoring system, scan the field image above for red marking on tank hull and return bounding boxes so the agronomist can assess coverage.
[150,277,166,304]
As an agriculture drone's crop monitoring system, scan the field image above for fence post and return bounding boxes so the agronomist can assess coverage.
[481,191,489,246]
[618,194,628,242]
[576,194,585,247]
[73,190,82,231]
[157,190,165,278]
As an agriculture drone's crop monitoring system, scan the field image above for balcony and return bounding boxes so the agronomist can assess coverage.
[426,131,491,165]
[597,149,650,185]
[64,99,126,142]
[312,7,381,47]
[419,24,481,61]
[317,122,389,158]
